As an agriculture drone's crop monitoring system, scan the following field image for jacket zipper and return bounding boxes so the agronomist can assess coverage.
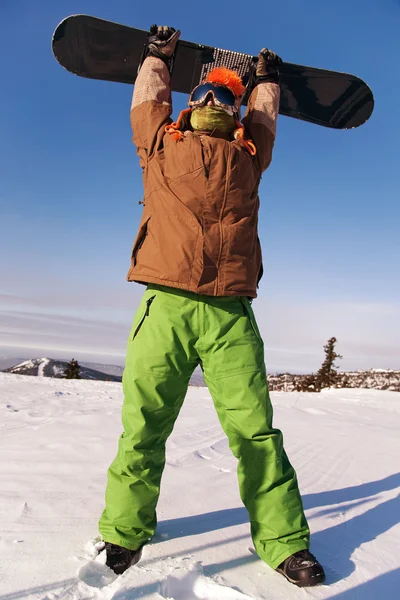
[132,217,150,266]
[132,295,155,340]
[133,233,147,266]
[216,143,232,294]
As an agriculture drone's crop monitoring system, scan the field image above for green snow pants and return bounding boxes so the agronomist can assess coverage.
[99,284,310,569]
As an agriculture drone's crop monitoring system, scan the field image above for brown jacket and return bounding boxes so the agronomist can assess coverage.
[127,57,280,298]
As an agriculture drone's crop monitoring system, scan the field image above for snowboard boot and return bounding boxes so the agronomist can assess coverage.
[276,550,325,587]
[104,542,143,575]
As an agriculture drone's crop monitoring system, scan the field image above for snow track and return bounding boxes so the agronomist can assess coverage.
[1,373,399,599]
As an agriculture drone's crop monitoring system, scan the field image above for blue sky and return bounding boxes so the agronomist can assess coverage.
[1,0,399,372]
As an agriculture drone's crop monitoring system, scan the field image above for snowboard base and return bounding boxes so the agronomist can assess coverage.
[52,15,374,129]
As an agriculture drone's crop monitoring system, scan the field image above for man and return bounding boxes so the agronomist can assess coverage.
[98,26,325,587]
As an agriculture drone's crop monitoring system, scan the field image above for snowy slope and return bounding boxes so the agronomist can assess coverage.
[1,373,399,599]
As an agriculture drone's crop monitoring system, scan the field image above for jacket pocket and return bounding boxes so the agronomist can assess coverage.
[131,216,150,267]
[239,298,263,343]
[132,294,156,340]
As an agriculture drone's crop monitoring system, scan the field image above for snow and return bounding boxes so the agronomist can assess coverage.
[14,358,37,369]
[53,365,66,377]
[1,373,399,599]
[37,358,50,377]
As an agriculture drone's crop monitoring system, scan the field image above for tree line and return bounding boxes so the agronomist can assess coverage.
[62,337,344,391]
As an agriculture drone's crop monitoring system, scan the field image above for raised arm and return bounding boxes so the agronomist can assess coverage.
[242,49,282,173]
[130,26,180,166]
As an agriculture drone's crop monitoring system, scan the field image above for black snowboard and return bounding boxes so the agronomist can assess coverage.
[52,15,374,130]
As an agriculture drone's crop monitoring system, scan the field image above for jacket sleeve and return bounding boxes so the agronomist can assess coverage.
[241,82,280,173]
[130,56,173,167]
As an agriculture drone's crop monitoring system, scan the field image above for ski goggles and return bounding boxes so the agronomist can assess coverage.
[188,83,240,115]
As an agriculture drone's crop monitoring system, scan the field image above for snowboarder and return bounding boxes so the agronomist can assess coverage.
[98,26,325,587]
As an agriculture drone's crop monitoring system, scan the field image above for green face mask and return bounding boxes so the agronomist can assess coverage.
[190,106,236,133]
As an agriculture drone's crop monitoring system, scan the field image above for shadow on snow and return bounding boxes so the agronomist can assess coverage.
[1,473,399,599]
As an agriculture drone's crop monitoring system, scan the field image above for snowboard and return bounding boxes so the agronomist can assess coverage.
[52,15,374,130]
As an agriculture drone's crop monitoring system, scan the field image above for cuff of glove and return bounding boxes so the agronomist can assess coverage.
[255,72,280,85]
[146,46,174,72]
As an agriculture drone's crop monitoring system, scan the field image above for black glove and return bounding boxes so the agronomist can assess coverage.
[146,25,181,71]
[255,48,282,85]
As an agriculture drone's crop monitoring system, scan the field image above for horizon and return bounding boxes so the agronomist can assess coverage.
[1,0,399,373]
[1,353,399,377]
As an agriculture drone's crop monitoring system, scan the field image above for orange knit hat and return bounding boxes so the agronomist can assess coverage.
[204,67,246,98]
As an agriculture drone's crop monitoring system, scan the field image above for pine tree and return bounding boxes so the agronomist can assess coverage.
[314,337,342,391]
[64,358,81,379]
[297,337,343,392]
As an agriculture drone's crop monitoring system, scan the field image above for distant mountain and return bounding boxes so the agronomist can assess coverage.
[2,358,206,386]
[3,358,122,382]
[189,367,206,387]
[80,362,124,378]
